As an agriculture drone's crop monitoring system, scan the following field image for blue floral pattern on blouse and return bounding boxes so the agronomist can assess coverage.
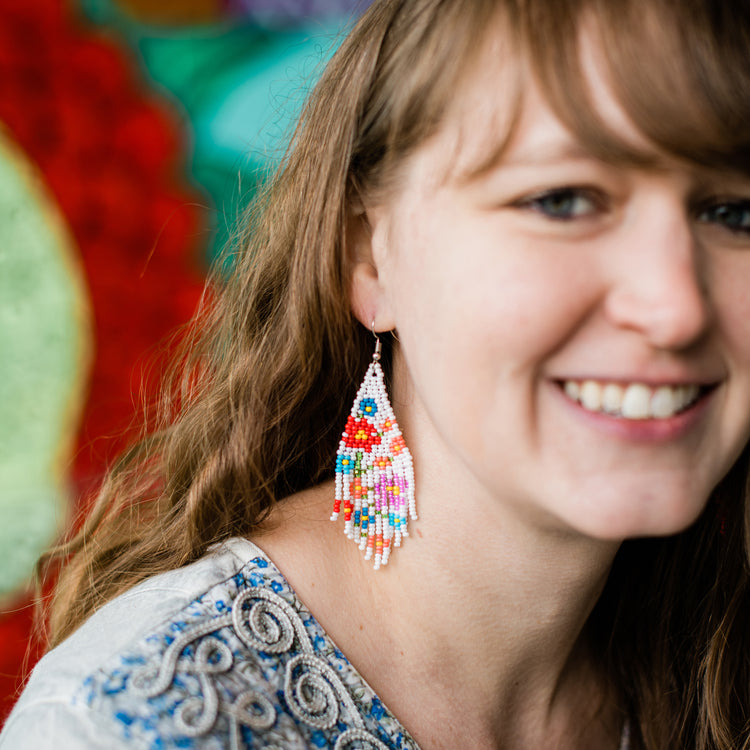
[74,553,419,750]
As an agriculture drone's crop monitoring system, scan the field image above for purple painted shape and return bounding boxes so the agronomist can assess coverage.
[224,0,374,21]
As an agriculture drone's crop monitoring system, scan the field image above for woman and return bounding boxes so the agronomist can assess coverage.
[3,0,750,747]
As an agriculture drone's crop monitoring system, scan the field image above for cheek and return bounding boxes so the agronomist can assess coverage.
[391,226,596,376]
[716,270,750,366]
[387,220,597,453]
[389,206,592,336]
[712,261,750,446]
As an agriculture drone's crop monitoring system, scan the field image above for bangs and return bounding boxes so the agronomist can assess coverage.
[350,0,510,197]
[351,0,750,199]
[526,0,750,174]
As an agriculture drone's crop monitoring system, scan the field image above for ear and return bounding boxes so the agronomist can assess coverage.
[347,205,397,332]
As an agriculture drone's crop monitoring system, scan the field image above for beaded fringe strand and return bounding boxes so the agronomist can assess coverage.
[331,349,416,570]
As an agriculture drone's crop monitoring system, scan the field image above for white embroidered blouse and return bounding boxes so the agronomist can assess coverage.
[0,538,631,749]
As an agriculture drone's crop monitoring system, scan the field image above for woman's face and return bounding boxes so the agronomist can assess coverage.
[352,50,750,541]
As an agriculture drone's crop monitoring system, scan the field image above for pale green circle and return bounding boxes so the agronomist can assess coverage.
[0,127,92,598]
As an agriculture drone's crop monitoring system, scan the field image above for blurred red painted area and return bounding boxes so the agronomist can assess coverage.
[0,601,44,723]
[0,0,209,722]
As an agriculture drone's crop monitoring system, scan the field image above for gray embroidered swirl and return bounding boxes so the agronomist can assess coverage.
[336,728,391,750]
[129,584,389,749]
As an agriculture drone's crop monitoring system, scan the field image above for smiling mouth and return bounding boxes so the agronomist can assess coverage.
[561,380,711,420]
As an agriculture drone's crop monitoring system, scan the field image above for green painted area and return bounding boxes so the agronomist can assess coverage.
[0,129,91,597]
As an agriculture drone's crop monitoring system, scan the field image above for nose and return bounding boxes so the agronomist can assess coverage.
[603,202,711,351]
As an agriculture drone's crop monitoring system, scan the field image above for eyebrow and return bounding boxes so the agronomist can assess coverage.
[499,141,599,168]
[459,140,611,184]
[463,139,750,193]
[477,136,675,182]
[456,124,674,186]
[457,140,590,184]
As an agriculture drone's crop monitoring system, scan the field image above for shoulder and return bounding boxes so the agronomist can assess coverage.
[1,538,417,749]
[1,538,258,749]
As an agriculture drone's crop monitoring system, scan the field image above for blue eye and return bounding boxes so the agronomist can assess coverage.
[698,200,750,234]
[520,188,600,221]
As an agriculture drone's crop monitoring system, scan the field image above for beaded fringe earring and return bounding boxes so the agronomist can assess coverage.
[331,329,416,569]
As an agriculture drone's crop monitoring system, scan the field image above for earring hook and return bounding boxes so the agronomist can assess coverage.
[371,321,381,362]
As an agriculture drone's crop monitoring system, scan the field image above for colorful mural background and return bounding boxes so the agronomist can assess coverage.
[0,0,370,721]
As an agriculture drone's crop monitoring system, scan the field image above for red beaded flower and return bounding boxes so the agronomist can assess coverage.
[342,416,382,449]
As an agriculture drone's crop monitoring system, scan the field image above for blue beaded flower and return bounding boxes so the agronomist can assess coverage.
[336,454,354,474]
[358,398,378,417]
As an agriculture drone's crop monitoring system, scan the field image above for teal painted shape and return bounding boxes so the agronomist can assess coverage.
[0,128,91,597]
[78,0,348,263]
[139,22,344,260]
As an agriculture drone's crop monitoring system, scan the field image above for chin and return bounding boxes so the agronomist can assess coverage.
[564,480,713,542]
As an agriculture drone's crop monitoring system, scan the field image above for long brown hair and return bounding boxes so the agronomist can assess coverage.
[43,1,750,747]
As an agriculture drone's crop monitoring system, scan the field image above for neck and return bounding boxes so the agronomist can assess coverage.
[257,477,622,749]
[367,477,620,747]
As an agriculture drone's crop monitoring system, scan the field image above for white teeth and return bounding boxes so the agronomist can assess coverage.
[621,384,651,419]
[650,386,676,418]
[580,381,602,411]
[679,385,700,410]
[564,381,580,400]
[675,386,690,411]
[601,383,624,414]
[562,380,701,419]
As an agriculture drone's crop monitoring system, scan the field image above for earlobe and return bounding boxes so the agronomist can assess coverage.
[347,209,396,331]
[350,260,385,328]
